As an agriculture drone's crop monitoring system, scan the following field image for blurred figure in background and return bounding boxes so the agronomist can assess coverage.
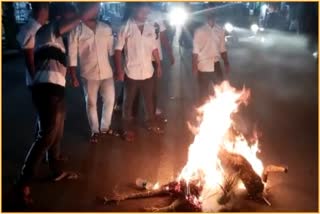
[68,3,118,144]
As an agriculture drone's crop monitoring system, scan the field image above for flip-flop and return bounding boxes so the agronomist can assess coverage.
[89,133,99,144]
[52,171,80,182]
[103,129,121,137]
[147,126,164,135]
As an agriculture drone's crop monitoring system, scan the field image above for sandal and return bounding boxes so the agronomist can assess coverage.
[122,131,135,142]
[101,129,121,137]
[89,133,99,144]
[147,125,164,135]
[52,171,80,182]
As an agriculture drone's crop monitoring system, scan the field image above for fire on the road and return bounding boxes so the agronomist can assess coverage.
[177,81,264,211]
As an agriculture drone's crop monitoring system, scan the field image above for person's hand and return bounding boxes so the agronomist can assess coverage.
[115,70,125,81]
[71,76,80,87]
[156,65,162,78]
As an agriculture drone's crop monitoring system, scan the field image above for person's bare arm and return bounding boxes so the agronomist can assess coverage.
[23,49,35,79]
[54,5,98,37]
[160,31,174,65]
[152,48,162,78]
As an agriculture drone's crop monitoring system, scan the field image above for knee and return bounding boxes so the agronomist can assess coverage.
[85,95,97,109]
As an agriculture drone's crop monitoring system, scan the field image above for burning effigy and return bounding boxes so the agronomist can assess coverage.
[100,81,287,212]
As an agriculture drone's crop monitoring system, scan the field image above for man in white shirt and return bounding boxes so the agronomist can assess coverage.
[16,3,95,206]
[68,3,116,144]
[192,11,230,105]
[16,3,49,139]
[114,3,162,142]
[17,3,49,88]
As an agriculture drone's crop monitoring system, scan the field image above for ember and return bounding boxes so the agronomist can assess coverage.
[100,81,288,212]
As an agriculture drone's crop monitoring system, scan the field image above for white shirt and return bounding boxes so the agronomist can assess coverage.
[148,11,166,61]
[33,22,67,87]
[115,19,157,80]
[68,21,114,80]
[16,18,41,86]
[193,23,226,72]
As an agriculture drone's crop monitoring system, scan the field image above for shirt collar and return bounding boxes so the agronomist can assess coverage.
[30,18,42,27]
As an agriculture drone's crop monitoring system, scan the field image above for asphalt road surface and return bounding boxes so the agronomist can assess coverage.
[2,31,318,211]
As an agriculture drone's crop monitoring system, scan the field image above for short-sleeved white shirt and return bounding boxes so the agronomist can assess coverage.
[193,23,226,72]
[16,18,42,86]
[33,22,67,87]
[68,21,114,80]
[115,19,157,80]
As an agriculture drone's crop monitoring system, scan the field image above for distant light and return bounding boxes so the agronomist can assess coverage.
[224,22,234,33]
[261,37,265,43]
[313,52,318,58]
[251,24,259,34]
[168,7,188,26]
[259,27,265,31]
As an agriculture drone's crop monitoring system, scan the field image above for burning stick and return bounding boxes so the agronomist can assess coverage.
[102,188,169,204]
[262,165,288,182]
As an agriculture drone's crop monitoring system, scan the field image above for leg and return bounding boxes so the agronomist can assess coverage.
[82,78,100,135]
[123,76,139,133]
[20,84,64,184]
[213,62,223,84]
[100,78,115,132]
[140,76,163,133]
[197,72,211,106]
[47,93,66,173]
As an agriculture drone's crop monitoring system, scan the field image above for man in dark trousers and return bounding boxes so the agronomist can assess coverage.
[15,3,96,206]
[114,3,163,142]
[192,11,230,106]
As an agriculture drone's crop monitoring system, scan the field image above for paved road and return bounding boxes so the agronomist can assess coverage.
[2,31,318,211]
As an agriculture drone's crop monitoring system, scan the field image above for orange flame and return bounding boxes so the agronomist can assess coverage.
[177,81,264,210]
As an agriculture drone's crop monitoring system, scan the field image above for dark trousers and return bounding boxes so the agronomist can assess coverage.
[20,83,65,185]
[198,62,223,106]
[132,62,158,116]
[123,75,154,131]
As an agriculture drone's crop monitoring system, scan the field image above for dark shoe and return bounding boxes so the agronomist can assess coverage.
[89,133,100,144]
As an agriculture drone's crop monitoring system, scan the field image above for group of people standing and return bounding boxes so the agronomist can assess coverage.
[14,2,229,207]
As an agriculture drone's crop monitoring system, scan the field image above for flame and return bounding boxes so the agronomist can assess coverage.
[177,81,264,210]
[152,182,160,190]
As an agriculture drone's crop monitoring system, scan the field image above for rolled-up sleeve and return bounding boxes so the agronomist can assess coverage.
[192,30,201,54]
[220,30,227,53]
[17,27,34,49]
[115,25,126,51]
[68,27,78,67]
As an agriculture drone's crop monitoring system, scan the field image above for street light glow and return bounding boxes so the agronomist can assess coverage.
[224,22,234,33]
[168,7,188,26]
[251,24,259,34]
